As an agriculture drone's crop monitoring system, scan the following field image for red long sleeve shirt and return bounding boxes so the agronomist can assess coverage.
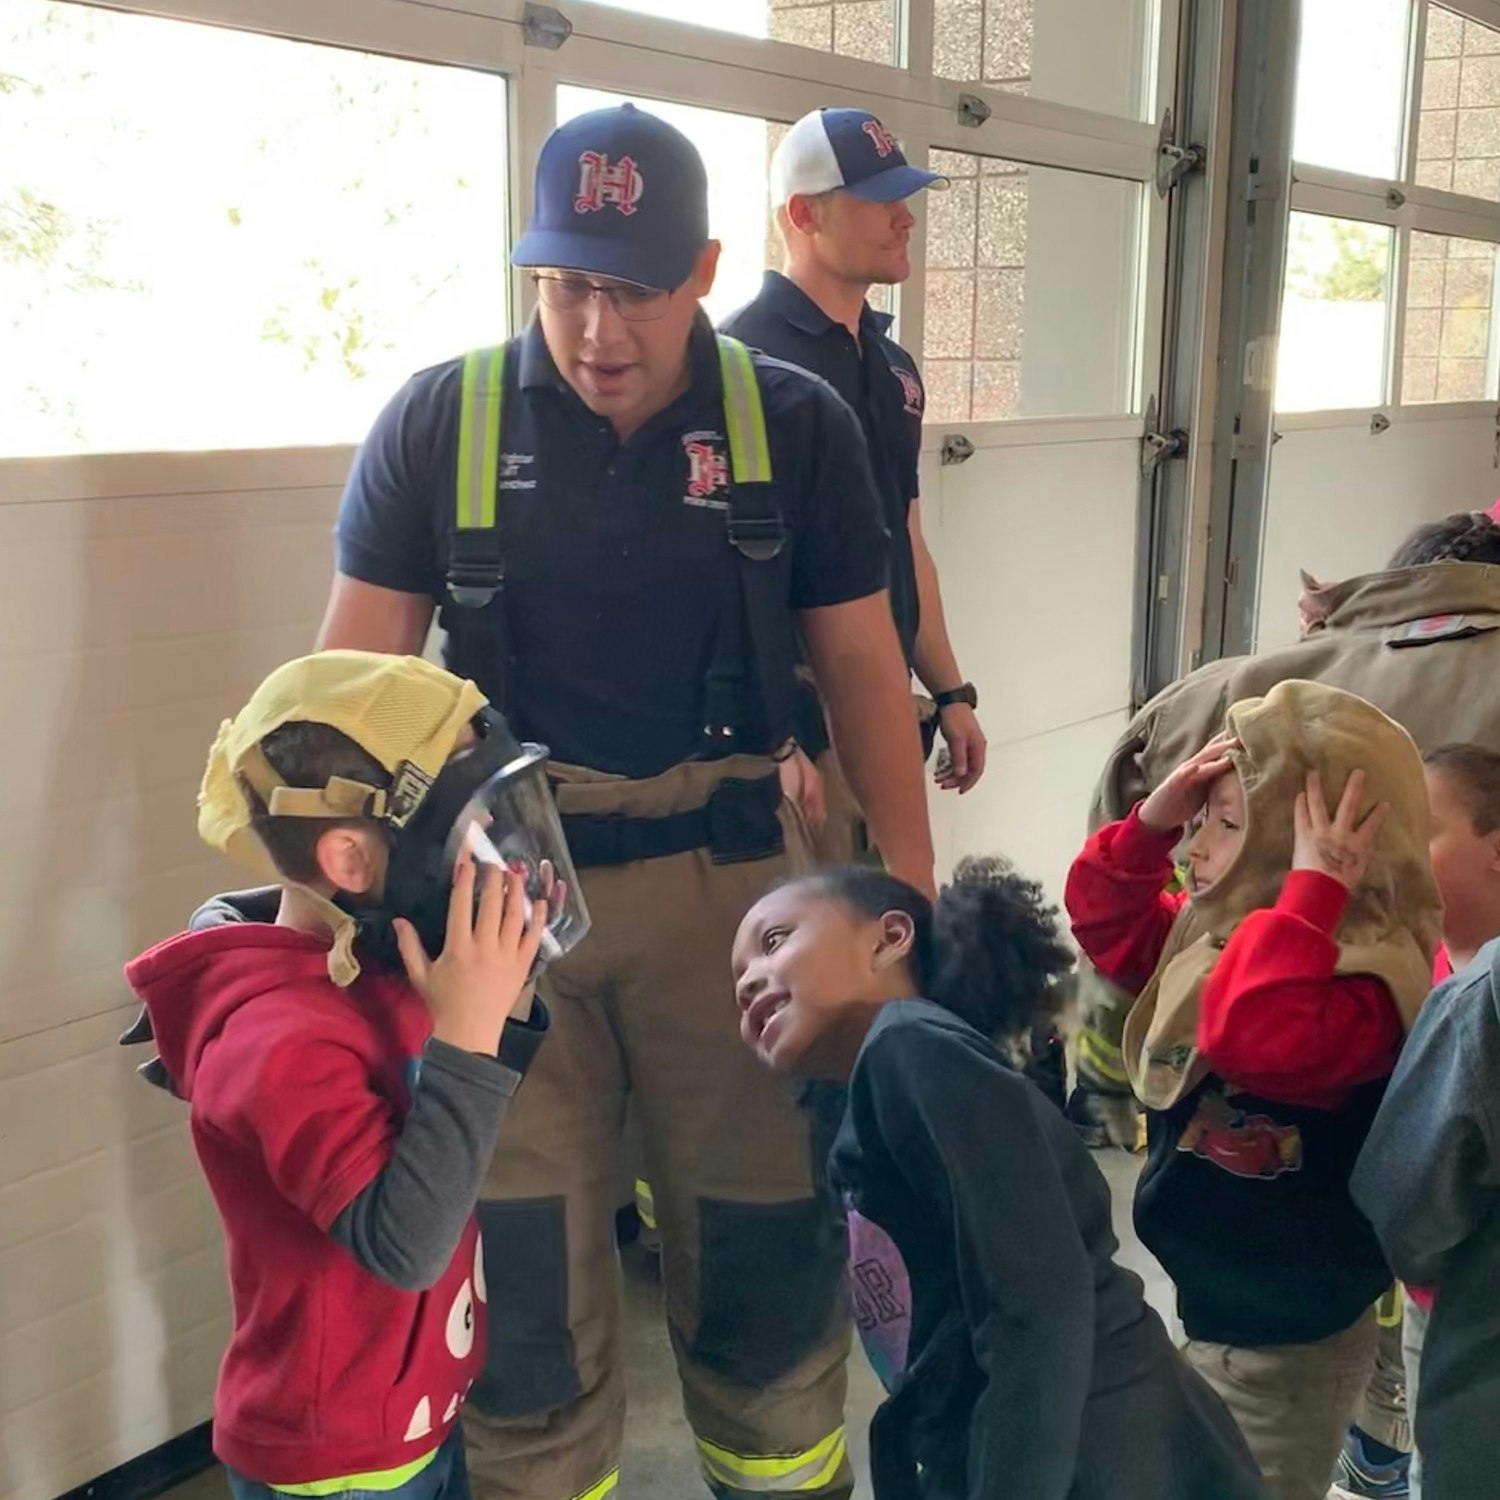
[1066,808,1404,1112]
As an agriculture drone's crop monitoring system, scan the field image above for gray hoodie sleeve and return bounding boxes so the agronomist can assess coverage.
[1352,949,1500,1287]
[330,1004,549,1290]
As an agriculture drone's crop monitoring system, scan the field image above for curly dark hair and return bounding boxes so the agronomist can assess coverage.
[1388,511,1500,568]
[807,857,1075,1044]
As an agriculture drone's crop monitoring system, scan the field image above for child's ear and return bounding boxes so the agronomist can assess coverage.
[1487,828,1500,876]
[314,825,386,896]
[872,910,916,972]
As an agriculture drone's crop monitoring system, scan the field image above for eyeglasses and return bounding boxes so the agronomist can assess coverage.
[532,272,675,323]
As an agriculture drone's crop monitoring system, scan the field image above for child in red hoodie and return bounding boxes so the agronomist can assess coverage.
[123,652,558,1500]
[1064,680,1440,1500]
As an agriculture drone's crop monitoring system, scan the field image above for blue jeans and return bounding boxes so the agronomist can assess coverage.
[226,1426,471,1500]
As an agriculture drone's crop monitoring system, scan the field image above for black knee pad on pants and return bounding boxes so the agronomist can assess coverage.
[690,1196,849,1386]
[471,1198,582,1418]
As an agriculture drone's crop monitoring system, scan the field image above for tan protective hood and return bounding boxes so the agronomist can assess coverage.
[1124,679,1441,1109]
[198,651,488,985]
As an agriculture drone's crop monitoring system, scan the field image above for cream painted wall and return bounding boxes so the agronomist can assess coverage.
[0,453,346,1500]
[919,431,1138,905]
[1255,413,1500,654]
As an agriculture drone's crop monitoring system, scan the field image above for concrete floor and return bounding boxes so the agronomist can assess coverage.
[161,1154,1171,1500]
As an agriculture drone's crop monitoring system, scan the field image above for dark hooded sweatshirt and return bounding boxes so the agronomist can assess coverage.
[126,923,543,1486]
[1352,940,1500,1500]
[830,1000,1266,1500]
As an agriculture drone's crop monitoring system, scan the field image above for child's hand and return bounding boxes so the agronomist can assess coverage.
[1293,769,1389,891]
[1139,734,1239,835]
[395,853,548,1057]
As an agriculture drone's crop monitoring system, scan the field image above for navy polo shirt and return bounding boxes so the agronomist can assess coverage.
[335,315,890,778]
[721,271,925,665]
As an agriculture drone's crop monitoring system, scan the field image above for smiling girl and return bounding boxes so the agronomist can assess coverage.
[732,861,1265,1500]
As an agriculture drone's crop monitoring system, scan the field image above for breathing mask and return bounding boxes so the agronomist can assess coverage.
[377,705,590,969]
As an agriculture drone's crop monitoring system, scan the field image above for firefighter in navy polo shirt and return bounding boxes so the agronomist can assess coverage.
[317,104,933,1500]
[723,108,988,864]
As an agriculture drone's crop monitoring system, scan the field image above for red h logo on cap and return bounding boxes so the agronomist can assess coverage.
[575,152,645,216]
[862,119,897,158]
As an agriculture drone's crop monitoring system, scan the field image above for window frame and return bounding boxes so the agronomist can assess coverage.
[2,0,1182,478]
[1286,0,1500,418]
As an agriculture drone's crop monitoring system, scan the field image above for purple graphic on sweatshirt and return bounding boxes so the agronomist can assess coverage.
[848,1208,911,1391]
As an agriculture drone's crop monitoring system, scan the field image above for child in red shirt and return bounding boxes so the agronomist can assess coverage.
[1065,680,1440,1500]
[124,654,556,1500]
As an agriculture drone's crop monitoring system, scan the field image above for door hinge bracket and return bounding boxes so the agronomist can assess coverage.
[940,433,976,466]
[523,2,572,49]
[1140,397,1188,478]
[1156,109,1207,197]
[957,93,992,129]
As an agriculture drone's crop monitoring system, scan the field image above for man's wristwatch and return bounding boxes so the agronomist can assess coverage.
[933,683,979,711]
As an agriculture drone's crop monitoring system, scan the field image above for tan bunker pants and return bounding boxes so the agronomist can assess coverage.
[465,757,852,1500]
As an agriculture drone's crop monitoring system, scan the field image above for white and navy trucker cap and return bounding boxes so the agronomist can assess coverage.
[771,108,948,208]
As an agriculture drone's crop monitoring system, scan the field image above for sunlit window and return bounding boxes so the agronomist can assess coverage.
[932,0,1155,121]
[1276,213,1394,412]
[923,148,1140,422]
[583,0,899,65]
[0,1,507,457]
[1293,0,1411,179]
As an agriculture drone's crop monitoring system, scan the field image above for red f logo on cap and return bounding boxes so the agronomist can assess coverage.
[862,119,897,158]
[575,152,645,216]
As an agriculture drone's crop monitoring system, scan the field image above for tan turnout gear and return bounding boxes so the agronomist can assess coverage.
[464,758,852,1500]
[1079,562,1500,1119]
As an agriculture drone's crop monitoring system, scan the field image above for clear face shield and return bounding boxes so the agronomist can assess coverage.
[384,711,590,973]
[443,745,591,966]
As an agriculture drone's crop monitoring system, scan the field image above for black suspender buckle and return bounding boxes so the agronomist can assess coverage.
[727,512,786,563]
[446,559,504,610]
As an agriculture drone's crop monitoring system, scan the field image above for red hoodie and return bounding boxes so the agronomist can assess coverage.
[1067,808,1404,1109]
[126,925,485,1485]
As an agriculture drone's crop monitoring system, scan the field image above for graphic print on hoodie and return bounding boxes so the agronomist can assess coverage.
[126,923,485,1486]
[1068,679,1442,1348]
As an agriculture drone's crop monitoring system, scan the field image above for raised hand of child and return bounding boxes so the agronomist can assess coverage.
[1139,734,1239,835]
[395,853,547,1057]
[1293,769,1389,891]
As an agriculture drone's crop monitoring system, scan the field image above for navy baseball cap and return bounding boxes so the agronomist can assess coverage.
[513,103,709,292]
[771,108,948,207]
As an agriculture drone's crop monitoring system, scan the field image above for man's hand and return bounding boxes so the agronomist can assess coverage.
[802,594,934,896]
[1293,769,1388,891]
[396,855,547,1057]
[933,703,987,794]
[778,746,828,830]
[1139,734,1239,835]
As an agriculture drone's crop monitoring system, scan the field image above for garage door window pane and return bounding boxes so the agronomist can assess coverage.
[923,149,1140,422]
[1415,6,1500,201]
[1293,0,1410,179]
[932,0,1156,122]
[1276,213,1394,412]
[1,1,507,458]
[1401,231,1500,404]
[583,0,899,65]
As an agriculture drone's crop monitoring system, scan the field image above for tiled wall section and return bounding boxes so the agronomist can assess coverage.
[768,0,897,62]
[1403,229,1497,403]
[1417,5,1500,201]
[924,149,1029,422]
